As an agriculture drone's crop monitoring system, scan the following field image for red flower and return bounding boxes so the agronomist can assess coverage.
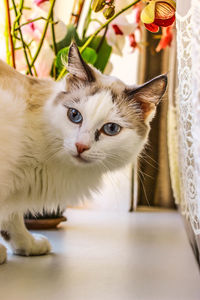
[129,33,137,50]
[141,0,176,33]
[112,24,123,35]
[34,0,49,6]
[156,25,173,52]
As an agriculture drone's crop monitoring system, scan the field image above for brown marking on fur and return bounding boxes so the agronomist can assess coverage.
[28,78,40,86]
[55,80,102,107]
[0,59,55,112]
[53,91,68,106]
[0,59,27,92]
[95,129,101,141]
[68,42,95,82]
[64,72,148,137]
[0,230,11,241]
[140,102,155,120]
[26,77,55,112]
[111,91,118,103]
[116,97,148,137]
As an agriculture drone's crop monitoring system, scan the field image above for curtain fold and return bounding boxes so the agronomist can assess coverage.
[137,31,174,208]
[168,0,200,263]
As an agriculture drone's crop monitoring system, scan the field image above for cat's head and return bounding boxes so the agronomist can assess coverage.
[45,42,167,170]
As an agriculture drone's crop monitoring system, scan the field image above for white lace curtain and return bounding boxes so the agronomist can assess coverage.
[169,0,200,235]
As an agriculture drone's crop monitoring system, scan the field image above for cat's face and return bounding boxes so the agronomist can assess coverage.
[45,43,167,170]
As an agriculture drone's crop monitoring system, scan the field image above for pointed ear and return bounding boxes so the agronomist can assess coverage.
[67,42,95,82]
[125,75,167,122]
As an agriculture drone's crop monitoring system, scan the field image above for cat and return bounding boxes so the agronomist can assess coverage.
[0,42,167,264]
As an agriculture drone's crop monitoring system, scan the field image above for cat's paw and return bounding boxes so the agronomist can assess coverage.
[14,234,51,257]
[0,244,7,264]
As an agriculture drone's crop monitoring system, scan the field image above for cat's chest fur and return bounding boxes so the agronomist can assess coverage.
[7,119,102,213]
[10,155,101,212]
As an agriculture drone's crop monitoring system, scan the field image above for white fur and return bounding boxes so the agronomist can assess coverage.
[0,79,147,263]
[0,45,167,264]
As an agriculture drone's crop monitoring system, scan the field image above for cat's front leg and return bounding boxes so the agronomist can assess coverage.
[1,214,51,256]
[0,244,7,264]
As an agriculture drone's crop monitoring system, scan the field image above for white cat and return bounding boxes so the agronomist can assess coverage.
[0,42,167,264]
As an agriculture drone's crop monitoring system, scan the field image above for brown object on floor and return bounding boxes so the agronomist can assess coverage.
[24,216,67,230]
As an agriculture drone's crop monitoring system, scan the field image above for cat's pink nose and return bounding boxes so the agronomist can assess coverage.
[75,143,90,154]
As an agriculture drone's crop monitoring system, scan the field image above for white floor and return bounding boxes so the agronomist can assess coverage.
[0,209,200,300]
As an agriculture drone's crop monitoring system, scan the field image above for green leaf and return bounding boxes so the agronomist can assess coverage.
[56,46,98,74]
[88,36,112,72]
[56,24,82,53]
[82,47,98,66]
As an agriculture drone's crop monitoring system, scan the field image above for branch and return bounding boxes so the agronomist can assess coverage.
[51,11,57,55]
[29,0,56,69]
[81,0,141,53]
[70,0,85,27]
[11,0,33,75]
[14,17,47,30]
[4,0,16,67]
[51,9,57,79]
[57,0,141,80]
[82,0,93,39]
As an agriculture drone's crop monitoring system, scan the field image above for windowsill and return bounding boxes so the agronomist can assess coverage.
[0,209,200,300]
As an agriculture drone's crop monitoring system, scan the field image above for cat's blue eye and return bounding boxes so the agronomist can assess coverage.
[67,108,83,124]
[102,123,121,136]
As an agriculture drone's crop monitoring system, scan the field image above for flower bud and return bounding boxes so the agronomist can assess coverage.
[34,0,49,6]
[91,0,106,12]
[103,5,115,19]
[105,0,114,5]
[155,2,175,19]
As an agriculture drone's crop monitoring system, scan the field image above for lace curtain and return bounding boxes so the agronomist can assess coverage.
[169,0,200,235]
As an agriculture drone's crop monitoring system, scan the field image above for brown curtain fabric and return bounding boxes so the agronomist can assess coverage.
[137,31,175,208]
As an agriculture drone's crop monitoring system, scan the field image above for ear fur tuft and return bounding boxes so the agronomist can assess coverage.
[67,42,95,82]
[125,74,167,121]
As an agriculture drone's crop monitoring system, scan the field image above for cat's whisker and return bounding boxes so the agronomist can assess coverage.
[138,168,154,180]
[140,156,158,170]
[142,149,158,166]
[137,172,151,207]
[98,161,120,189]
[137,164,151,179]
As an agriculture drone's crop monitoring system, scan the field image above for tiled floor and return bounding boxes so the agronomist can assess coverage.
[0,209,200,300]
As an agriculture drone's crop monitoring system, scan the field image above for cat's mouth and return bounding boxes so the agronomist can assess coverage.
[72,154,91,164]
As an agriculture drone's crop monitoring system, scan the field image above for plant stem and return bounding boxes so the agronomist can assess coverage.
[70,0,85,28]
[96,25,108,53]
[82,0,92,39]
[4,0,16,67]
[4,0,10,65]
[57,0,141,80]
[11,0,33,75]
[29,0,56,69]
[51,9,57,79]
[51,11,57,55]
[81,0,141,53]
[90,18,103,26]
[76,0,85,28]
[26,45,38,77]
[14,17,47,30]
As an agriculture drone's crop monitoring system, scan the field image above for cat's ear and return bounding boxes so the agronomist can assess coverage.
[67,42,95,82]
[126,75,167,122]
